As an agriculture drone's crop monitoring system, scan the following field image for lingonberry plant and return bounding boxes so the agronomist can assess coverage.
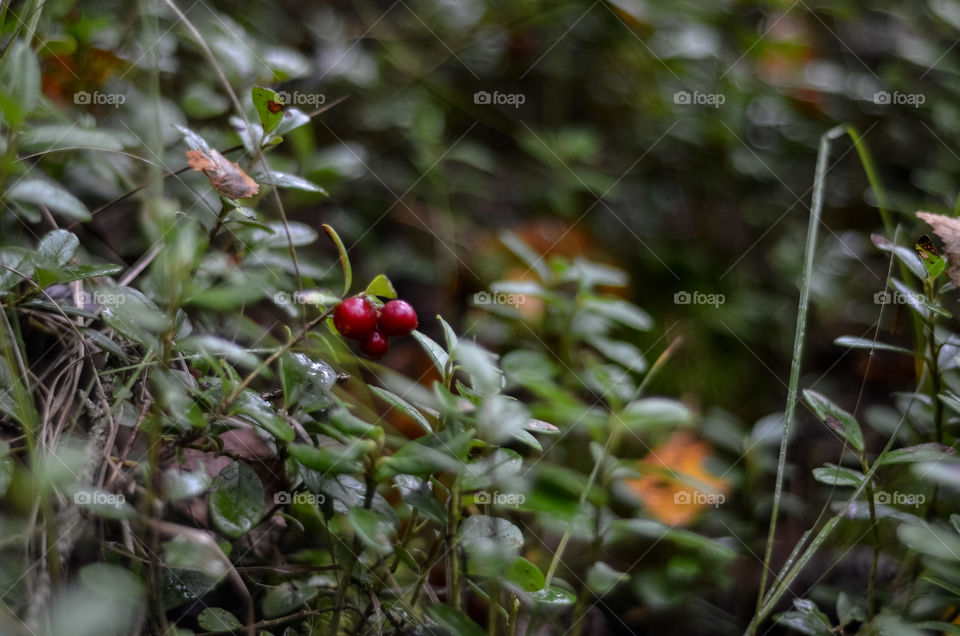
[0,69,718,634]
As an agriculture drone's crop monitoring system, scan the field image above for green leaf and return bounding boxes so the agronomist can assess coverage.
[459,515,524,550]
[582,297,653,331]
[252,86,285,135]
[0,40,40,127]
[912,459,960,490]
[347,508,395,555]
[38,230,79,267]
[209,461,265,538]
[100,287,172,350]
[378,435,465,478]
[52,263,123,283]
[871,233,928,281]
[365,274,397,299]
[589,337,647,372]
[369,386,433,434]
[279,352,335,412]
[7,179,90,221]
[505,557,545,592]
[198,607,242,632]
[879,443,956,465]
[922,251,947,278]
[322,224,352,295]
[426,605,485,636]
[248,221,318,247]
[187,283,266,310]
[288,442,363,475]
[802,389,864,452]
[252,170,327,194]
[261,583,318,618]
[619,398,694,431]
[455,341,501,394]
[833,335,912,356]
[438,315,459,353]
[161,467,212,502]
[231,391,294,442]
[412,330,449,377]
[812,464,865,488]
[19,125,133,152]
[565,258,628,288]
[178,335,259,370]
[499,231,549,281]
[773,599,833,636]
[898,522,960,561]
[327,408,376,437]
[891,278,949,319]
[586,562,629,596]
[836,592,866,630]
[274,107,311,136]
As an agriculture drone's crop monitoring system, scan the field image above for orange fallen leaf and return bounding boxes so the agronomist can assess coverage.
[186,148,259,199]
[622,431,730,526]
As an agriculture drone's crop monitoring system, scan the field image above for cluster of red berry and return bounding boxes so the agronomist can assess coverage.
[332,296,418,359]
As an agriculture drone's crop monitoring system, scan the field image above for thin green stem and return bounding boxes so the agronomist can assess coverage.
[446,475,463,611]
[752,125,845,630]
[487,581,500,636]
[507,595,520,635]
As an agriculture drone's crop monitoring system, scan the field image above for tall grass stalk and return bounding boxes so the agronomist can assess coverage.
[752,125,846,631]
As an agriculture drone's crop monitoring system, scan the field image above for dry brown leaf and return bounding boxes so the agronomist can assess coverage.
[185,148,259,199]
[916,211,960,285]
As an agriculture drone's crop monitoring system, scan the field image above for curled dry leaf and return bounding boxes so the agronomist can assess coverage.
[186,148,259,199]
[916,211,960,285]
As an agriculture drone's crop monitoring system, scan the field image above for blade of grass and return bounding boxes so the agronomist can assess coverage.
[752,125,846,629]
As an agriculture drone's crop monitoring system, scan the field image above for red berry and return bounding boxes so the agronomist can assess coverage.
[360,330,389,358]
[378,299,418,336]
[333,296,378,340]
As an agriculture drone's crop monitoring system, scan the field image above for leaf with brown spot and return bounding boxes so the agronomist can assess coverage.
[185,148,259,199]
[916,211,960,285]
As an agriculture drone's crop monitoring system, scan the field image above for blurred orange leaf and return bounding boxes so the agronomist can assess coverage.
[623,431,730,526]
